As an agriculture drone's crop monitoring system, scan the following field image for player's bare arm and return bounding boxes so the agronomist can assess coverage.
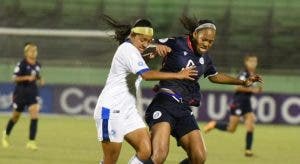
[141,66,198,81]
[208,73,262,87]
[13,75,36,82]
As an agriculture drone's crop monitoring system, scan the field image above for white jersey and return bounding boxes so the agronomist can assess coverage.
[94,42,149,119]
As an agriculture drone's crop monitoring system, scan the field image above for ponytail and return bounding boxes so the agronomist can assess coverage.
[102,14,132,44]
[180,14,216,34]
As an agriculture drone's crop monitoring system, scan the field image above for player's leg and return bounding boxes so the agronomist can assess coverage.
[149,122,171,164]
[2,104,24,148]
[125,128,151,163]
[176,114,205,164]
[95,107,133,164]
[244,112,255,156]
[204,115,240,133]
[101,142,122,164]
[123,110,151,164]
[179,130,207,164]
[27,103,40,150]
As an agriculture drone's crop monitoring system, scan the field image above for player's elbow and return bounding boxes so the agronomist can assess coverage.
[140,72,154,81]
[11,76,17,83]
[141,75,151,81]
[208,76,218,83]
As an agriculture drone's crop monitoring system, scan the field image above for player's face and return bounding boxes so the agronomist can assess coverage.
[131,34,153,53]
[193,28,216,54]
[25,46,38,60]
[245,57,258,71]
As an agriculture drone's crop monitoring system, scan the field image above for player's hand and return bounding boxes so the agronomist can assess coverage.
[27,75,36,82]
[178,66,198,80]
[244,74,263,87]
[38,78,45,86]
[155,45,171,57]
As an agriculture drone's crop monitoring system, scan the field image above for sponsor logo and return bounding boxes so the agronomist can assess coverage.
[153,111,162,119]
[138,61,144,66]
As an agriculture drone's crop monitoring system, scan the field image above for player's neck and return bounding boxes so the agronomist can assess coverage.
[26,58,36,65]
[246,68,256,74]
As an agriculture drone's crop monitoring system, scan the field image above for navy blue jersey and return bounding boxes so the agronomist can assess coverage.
[156,36,217,105]
[13,58,42,91]
[233,70,252,101]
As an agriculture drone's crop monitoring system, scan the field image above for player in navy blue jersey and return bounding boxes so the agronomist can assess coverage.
[144,15,262,164]
[1,42,45,150]
[204,54,262,157]
[95,15,197,164]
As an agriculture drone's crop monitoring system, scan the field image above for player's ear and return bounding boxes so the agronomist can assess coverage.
[192,31,198,39]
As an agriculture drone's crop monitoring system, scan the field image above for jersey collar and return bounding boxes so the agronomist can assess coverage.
[187,36,204,56]
[186,36,194,53]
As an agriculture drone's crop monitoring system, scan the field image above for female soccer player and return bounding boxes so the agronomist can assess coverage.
[2,42,45,150]
[144,15,262,164]
[204,54,262,157]
[93,15,197,164]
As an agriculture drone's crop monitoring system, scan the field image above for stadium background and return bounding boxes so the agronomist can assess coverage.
[0,0,299,164]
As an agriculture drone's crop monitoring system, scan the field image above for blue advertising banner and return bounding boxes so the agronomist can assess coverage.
[1,83,299,125]
[0,83,53,113]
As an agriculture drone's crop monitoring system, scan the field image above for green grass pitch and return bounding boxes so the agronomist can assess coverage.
[0,115,299,164]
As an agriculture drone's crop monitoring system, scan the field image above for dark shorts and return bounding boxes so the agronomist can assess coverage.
[230,100,252,116]
[13,88,39,112]
[145,93,199,142]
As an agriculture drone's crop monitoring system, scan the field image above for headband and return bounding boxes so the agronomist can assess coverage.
[131,27,154,37]
[194,23,216,32]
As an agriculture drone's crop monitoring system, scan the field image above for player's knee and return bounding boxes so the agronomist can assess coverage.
[11,115,20,122]
[136,143,151,160]
[103,151,119,163]
[190,147,206,164]
[152,147,168,164]
[227,126,237,133]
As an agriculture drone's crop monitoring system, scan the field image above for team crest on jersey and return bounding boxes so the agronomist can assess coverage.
[186,59,195,68]
[138,61,144,66]
[199,57,204,65]
[153,111,162,119]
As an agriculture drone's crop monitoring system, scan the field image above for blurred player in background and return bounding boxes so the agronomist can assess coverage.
[145,15,262,164]
[204,54,262,157]
[94,15,197,164]
[1,42,44,150]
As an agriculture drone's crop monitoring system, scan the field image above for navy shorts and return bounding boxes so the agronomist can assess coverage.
[145,93,199,142]
[230,99,252,116]
[13,88,39,112]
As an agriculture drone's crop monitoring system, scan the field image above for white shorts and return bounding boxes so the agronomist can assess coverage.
[94,107,146,143]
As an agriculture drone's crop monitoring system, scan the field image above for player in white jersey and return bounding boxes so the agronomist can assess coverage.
[94,15,198,164]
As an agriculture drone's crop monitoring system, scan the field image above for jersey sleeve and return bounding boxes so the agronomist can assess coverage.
[36,63,42,79]
[123,46,150,75]
[237,71,247,81]
[12,62,23,78]
[204,56,218,78]
[154,38,176,48]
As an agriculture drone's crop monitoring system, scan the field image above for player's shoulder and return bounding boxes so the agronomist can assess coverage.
[202,53,213,63]
[118,42,139,53]
[239,69,248,76]
[17,58,27,67]
[237,69,249,79]
[157,36,183,44]
[36,61,42,67]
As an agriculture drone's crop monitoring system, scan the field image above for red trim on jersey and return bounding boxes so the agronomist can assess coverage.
[187,36,194,52]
